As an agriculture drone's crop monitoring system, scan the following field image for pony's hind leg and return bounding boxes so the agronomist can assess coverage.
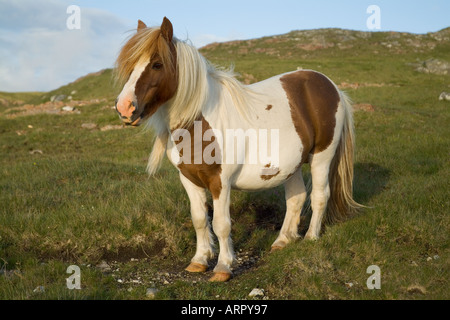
[304,148,334,240]
[271,170,306,251]
[180,174,214,272]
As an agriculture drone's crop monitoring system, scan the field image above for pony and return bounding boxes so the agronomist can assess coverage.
[115,17,362,282]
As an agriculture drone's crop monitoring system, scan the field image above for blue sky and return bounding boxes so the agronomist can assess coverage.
[0,0,449,92]
[74,0,450,42]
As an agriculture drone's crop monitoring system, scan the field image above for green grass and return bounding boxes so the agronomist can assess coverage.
[0,28,449,300]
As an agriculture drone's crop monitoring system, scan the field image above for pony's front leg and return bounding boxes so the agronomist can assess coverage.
[209,184,234,282]
[180,174,214,273]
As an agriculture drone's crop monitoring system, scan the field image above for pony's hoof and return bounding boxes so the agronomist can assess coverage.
[209,272,232,282]
[185,262,208,273]
[270,245,284,252]
[304,233,319,241]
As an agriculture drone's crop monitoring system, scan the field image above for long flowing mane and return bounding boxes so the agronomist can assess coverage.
[168,41,256,129]
[115,26,255,130]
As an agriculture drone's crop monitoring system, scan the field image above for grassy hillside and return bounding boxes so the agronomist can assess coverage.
[0,27,449,300]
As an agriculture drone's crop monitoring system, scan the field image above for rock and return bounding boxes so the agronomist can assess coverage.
[345,282,354,288]
[71,90,77,95]
[249,288,265,298]
[439,92,450,101]
[407,285,426,295]
[62,106,75,112]
[96,260,111,272]
[415,58,450,75]
[100,124,124,131]
[146,288,158,299]
[29,149,43,155]
[52,95,67,102]
[81,123,98,130]
[33,286,45,293]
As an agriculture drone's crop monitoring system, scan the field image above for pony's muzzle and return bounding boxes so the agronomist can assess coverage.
[115,99,141,126]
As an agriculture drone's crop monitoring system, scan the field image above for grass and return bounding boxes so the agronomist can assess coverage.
[0,27,449,300]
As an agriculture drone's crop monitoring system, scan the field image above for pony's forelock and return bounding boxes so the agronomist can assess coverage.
[115,27,175,85]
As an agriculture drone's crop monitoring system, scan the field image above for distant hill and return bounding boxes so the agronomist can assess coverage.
[1,27,448,108]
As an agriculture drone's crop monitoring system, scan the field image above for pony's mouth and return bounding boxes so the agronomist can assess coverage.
[125,117,142,126]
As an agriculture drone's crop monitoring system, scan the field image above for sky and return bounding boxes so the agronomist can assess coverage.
[0,0,449,92]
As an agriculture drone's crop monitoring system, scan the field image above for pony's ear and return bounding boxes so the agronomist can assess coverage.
[137,20,147,31]
[160,17,173,43]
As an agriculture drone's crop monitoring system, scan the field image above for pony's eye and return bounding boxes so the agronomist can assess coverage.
[152,62,163,70]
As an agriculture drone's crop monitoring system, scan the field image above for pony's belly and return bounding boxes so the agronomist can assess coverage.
[231,173,286,191]
[230,159,302,191]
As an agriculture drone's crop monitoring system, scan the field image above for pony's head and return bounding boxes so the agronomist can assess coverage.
[115,17,177,126]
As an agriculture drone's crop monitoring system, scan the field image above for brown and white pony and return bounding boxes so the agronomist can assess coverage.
[115,17,362,281]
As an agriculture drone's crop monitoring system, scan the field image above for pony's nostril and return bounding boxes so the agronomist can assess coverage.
[131,101,139,116]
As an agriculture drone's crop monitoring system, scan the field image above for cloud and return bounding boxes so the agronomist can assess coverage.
[0,0,130,92]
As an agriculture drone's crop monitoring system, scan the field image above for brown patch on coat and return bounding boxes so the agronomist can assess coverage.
[134,49,178,120]
[260,163,280,180]
[265,104,273,110]
[280,70,340,164]
[174,116,222,199]
[260,168,280,180]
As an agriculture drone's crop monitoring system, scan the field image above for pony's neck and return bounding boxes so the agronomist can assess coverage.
[161,41,210,130]
[150,40,255,132]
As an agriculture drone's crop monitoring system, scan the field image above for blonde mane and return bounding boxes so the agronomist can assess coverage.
[115,26,256,175]
[115,27,175,85]
[166,40,255,129]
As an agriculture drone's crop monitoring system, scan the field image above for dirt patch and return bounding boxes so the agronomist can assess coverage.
[353,103,376,112]
[102,248,263,287]
[338,82,398,89]
[100,239,167,263]
[2,98,109,118]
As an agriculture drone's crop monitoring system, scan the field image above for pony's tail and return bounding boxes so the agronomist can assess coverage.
[325,92,364,224]
[147,131,169,176]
